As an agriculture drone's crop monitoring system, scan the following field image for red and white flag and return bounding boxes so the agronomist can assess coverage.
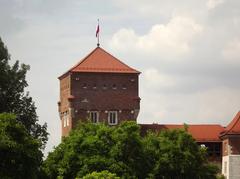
[96,24,99,37]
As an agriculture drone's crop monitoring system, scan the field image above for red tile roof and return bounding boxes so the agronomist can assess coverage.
[140,124,225,142]
[220,111,240,137]
[59,47,140,79]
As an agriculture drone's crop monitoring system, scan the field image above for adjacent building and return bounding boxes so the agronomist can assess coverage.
[141,112,240,179]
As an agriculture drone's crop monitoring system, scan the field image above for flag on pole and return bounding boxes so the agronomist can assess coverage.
[96,24,100,37]
[96,19,100,47]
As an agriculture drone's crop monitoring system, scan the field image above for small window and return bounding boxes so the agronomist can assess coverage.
[122,85,127,90]
[103,84,107,90]
[66,116,69,126]
[62,112,67,127]
[82,83,87,89]
[63,112,68,127]
[112,84,117,90]
[108,111,118,125]
[63,115,66,127]
[90,111,99,123]
[93,84,97,89]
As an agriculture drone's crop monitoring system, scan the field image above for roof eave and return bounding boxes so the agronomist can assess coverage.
[58,71,70,80]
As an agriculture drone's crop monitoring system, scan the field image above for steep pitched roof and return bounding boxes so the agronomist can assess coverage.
[220,111,240,137]
[59,47,140,79]
[140,124,225,142]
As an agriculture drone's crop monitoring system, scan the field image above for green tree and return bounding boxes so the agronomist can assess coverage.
[0,37,48,148]
[144,128,219,179]
[81,170,120,179]
[43,121,149,179]
[0,113,43,179]
[43,121,219,179]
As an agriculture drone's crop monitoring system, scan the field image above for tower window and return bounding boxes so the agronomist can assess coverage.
[103,84,107,90]
[122,84,127,90]
[108,111,118,125]
[90,111,99,123]
[67,112,69,126]
[93,84,97,89]
[63,115,66,127]
[112,84,117,90]
[82,83,87,89]
[63,112,69,127]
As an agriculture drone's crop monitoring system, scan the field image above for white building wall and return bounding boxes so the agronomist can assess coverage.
[222,156,229,178]
[222,155,240,179]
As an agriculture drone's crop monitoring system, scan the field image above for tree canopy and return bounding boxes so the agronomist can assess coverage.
[144,128,219,179]
[42,121,219,179]
[81,170,120,179]
[0,113,43,179]
[0,37,48,148]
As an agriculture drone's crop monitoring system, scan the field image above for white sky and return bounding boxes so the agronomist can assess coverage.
[0,0,240,155]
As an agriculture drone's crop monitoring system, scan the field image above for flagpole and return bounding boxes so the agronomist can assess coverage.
[97,19,100,47]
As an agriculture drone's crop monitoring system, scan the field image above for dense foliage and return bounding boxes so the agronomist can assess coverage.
[144,128,219,179]
[43,121,219,179]
[81,170,120,179]
[0,113,43,179]
[0,37,48,148]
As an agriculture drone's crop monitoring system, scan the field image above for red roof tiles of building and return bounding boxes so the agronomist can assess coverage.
[220,111,240,136]
[140,124,225,142]
[59,47,140,79]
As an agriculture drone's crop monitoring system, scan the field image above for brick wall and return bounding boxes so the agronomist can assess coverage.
[222,136,240,156]
[58,75,72,136]
[229,136,240,155]
[59,72,140,136]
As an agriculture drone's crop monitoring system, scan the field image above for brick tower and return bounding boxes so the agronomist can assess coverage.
[58,47,141,137]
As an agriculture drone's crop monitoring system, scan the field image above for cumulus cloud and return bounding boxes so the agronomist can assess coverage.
[143,68,175,90]
[109,16,203,58]
[139,86,240,125]
[206,0,225,10]
[1,0,240,155]
[222,39,240,63]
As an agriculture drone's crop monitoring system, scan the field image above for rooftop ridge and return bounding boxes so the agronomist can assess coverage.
[223,111,240,135]
[59,47,140,79]
[98,47,139,73]
[70,47,99,72]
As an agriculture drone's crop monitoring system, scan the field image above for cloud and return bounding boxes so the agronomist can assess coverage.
[143,68,175,90]
[1,0,240,155]
[222,39,240,63]
[206,0,225,10]
[109,16,203,58]
[139,86,240,125]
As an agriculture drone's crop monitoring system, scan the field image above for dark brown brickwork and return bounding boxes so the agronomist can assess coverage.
[59,75,70,112]
[59,72,140,137]
[58,75,72,136]
[229,136,240,155]
[222,136,240,156]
